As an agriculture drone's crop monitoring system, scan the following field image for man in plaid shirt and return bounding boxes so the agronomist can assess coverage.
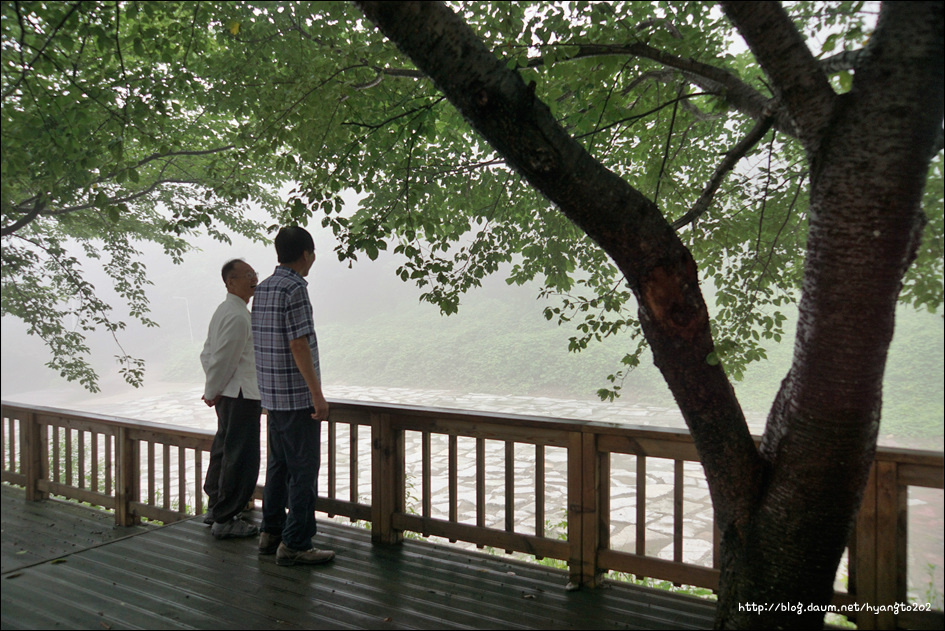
[252,226,334,566]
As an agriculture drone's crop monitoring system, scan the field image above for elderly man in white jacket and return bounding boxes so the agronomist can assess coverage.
[200,258,262,539]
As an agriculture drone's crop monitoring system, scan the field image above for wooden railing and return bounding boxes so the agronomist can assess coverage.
[1,402,213,524]
[2,399,942,629]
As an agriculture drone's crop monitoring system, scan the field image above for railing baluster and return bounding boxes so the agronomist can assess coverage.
[535,444,545,540]
[194,448,204,515]
[148,441,156,506]
[52,425,61,485]
[600,450,610,554]
[349,423,359,507]
[178,445,186,514]
[636,455,646,556]
[91,432,99,493]
[422,430,431,535]
[448,433,457,542]
[505,441,514,550]
[105,434,113,496]
[65,427,73,486]
[476,437,485,547]
[673,459,684,584]
[163,443,171,510]
[328,419,337,504]
[78,431,86,490]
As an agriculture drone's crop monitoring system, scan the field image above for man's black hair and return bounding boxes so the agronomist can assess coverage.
[275,226,315,264]
[221,258,245,283]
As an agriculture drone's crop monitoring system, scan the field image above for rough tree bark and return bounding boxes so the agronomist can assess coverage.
[355,1,944,628]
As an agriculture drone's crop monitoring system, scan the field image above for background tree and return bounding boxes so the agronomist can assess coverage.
[1,1,281,389]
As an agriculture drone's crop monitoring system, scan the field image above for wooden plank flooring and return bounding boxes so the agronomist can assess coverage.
[1,484,154,574]
[1,485,716,629]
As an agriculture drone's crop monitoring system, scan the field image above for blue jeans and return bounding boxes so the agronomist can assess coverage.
[261,408,319,550]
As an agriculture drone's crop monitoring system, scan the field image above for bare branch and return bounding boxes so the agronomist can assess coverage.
[673,116,775,230]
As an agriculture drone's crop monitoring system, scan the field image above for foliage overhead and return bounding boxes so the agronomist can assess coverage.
[1,1,279,389]
[1,1,942,394]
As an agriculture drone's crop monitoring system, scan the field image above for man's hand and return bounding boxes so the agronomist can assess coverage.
[202,395,221,407]
[290,335,329,422]
[311,392,329,421]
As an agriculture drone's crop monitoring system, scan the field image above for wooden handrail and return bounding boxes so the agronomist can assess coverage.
[2,399,942,629]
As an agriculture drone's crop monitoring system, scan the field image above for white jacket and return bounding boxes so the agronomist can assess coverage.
[200,293,260,401]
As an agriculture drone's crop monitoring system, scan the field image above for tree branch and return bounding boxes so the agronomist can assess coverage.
[819,48,871,74]
[2,177,205,237]
[722,1,836,152]
[672,115,775,230]
[113,1,127,85]
[653,89,682,203]
[1,197,46,237]
[2,144,240,236]
[574,91,710,140]
[2,1,83,100]
[341,97,444,129]
[523,41,793,136]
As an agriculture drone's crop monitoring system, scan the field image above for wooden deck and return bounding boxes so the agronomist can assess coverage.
[0,484,716,630]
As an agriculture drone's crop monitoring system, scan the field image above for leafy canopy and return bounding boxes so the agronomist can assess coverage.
[2,1,941,394]
[1,1,279,389]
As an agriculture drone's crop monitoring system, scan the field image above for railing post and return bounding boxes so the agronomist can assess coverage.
[371,412,403,545]
[853,465,875,629]
[116,426,140,526]
[854,460,906,630]
[567,431,604,589]
[23,411,49,501]
[876,460,905,630]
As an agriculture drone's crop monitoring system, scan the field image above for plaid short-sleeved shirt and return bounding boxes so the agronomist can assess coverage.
[251,266,321,411]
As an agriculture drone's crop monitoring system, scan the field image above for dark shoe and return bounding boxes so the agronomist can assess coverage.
[211,517,259,539]
[259,532,282,555]
[275,542,335,566]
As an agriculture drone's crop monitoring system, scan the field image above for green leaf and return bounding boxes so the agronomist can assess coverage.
[838,70,853,93]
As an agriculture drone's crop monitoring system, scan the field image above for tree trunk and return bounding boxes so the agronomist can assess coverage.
[356,2,944,627]
[714,3,943,627]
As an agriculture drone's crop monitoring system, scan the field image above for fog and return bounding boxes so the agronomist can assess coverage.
[1,215,451,395]
[2,198,942,449]
[0,200,628,403]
